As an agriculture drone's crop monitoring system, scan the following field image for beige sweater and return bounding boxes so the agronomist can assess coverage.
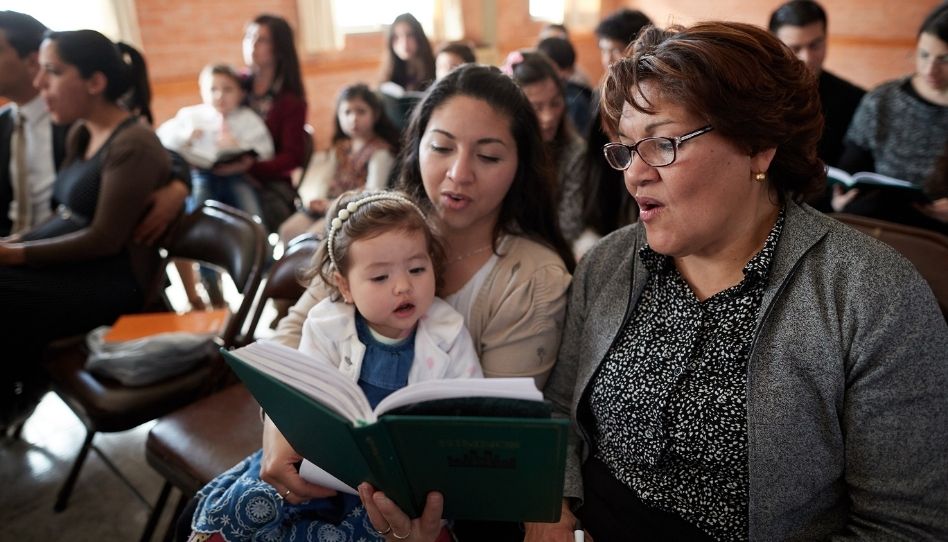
[274,235,572,388]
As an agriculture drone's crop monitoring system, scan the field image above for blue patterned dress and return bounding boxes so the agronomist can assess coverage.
[191,314,415,541]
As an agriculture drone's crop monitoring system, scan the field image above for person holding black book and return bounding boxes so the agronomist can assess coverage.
[835,3,948,233]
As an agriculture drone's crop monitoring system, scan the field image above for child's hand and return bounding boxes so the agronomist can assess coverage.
[187,128,204,144]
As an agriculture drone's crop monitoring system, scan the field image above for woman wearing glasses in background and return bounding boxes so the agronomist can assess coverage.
[528,21,948,542]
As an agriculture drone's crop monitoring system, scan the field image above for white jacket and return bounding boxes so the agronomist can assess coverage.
[298,297,482,384]
[157,104,274,169]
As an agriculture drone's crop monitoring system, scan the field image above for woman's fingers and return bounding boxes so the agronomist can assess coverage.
[358,483,444,541]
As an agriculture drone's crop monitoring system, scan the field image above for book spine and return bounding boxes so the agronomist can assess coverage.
[354,423,420,517]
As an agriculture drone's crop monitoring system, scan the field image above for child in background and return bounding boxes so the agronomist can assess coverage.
[434,41,476,81]
[278,84,400,244]
[158,63,273,218]
[189,190,479,542]
[159,63,275,309]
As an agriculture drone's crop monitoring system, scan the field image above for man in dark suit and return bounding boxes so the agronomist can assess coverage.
[0,11,69,238]
[769,0,866,169]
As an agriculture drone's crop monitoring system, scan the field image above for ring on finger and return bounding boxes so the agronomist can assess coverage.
[392,526,411,540]
[374,524,392,536]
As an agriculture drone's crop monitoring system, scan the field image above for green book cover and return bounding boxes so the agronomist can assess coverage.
[223,342,568,522]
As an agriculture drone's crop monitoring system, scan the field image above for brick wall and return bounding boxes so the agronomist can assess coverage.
[132,0,940,150]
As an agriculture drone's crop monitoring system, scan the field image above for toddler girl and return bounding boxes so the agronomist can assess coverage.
[189,190,479,542]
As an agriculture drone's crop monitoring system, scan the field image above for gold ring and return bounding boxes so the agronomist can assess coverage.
[392,527,411,540]
[374,524,392,535]
[283,489,292,498]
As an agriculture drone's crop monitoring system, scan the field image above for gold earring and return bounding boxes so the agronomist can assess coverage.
[754,172,767,183]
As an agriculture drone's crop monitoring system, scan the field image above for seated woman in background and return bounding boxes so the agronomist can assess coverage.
[234,13,308,234]
[380,13,436,94]
[531,21,948,541]
[836,3,948,233]
[378,13,435,131]
[0,30,170,420]
[278,83,400,245]
[504,50,587,251]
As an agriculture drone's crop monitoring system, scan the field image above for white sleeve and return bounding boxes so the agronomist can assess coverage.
[235,108,275,160]
[365,149,396,191]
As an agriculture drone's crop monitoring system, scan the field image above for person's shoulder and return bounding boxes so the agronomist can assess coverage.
[794,206,923,288]
[866,77,908,101]
[820,70,865,99]
[499,235,570,272]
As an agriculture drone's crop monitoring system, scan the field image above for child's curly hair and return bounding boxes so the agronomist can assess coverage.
[304,190,446,301]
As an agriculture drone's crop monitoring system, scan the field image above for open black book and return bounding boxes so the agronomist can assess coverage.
[224,341,568,522]
[826,166,929,202]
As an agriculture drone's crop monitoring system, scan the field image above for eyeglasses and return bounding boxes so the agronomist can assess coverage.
[602,125,714,170]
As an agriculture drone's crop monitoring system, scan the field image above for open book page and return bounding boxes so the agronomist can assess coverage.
[373,378,542,418]
[236,341,372,423]
[826,166,917,189]
[299,462,358,495]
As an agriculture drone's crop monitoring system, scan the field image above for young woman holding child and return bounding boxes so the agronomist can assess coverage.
[182,64,574,542]
[190,191,480,541]
[278,83,401,244]
[235,13,308,233]
[504,50,587,249]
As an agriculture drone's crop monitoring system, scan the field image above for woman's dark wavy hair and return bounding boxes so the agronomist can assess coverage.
[380,13,436,92]
[252,14,305,98]
[43,30,133,103]
[602,21,825,202]
[116,42,153,124]
[919,2,948,41]
[331,83,401,154]
[396,64,575,271]
[508,49,575,151]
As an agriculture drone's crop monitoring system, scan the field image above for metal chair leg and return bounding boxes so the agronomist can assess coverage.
[161,493,190,542]
[139,481,172,542]
[54,429,95,512]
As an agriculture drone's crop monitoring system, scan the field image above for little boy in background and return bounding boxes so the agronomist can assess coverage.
[158,63,274,309]
[158,63,273,217]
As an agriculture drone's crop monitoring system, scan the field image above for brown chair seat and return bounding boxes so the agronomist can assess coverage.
[145,384,262,496]
[47,344,213,434]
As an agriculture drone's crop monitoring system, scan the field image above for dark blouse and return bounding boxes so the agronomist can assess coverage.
[587,210,785,541]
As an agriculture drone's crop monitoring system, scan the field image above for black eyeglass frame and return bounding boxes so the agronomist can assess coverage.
[602,125,714,169]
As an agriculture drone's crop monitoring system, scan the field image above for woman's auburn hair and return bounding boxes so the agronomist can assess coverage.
[602,21,825,202]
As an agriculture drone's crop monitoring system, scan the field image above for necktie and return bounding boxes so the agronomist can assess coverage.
[12,112,31,233]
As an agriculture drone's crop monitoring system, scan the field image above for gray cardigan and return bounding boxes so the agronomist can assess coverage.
[544,201,948,541]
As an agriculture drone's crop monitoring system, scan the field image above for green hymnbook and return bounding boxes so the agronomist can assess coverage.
[224,341,569,522]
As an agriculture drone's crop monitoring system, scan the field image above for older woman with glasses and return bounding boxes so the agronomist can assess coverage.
[528,21,948,542]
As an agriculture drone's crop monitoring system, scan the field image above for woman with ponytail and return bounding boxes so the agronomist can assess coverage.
[0,29,172,414]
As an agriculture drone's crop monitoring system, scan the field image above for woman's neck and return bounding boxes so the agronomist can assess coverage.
[674,202,780,302]
[439,221,498,296]
[349,134,373,152]
[82,103,132,157]
[252,66,276,96]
